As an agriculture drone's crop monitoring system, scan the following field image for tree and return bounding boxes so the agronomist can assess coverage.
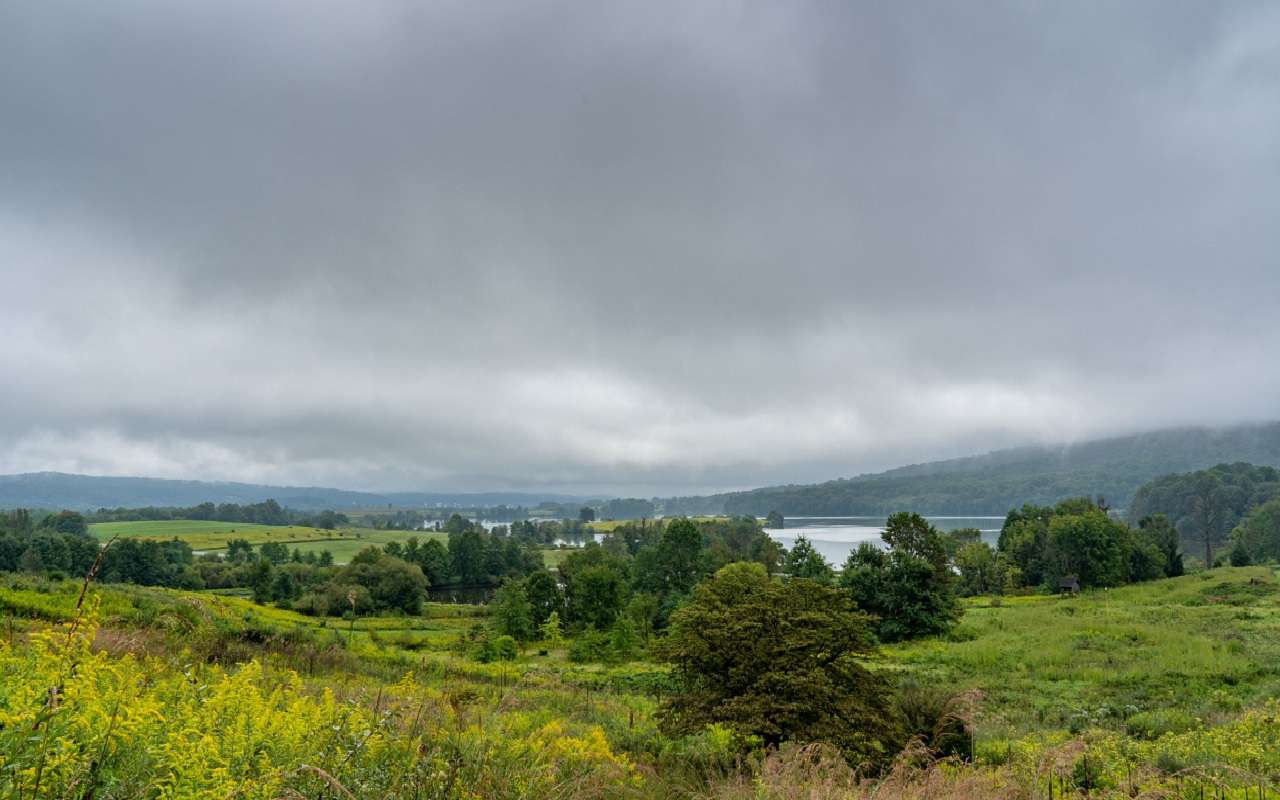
[655,563,902,766]
[1229,540,1252,566]
[39,511,89,537]
[491,580,536,643]
[1045,510,1130,588]
[1230,498,1280,564]
[19,547,44,573]
[942,527,983,559]
[633,518,705,598]
[271,569,299,604]
[954,541,1005,596]
[998,508,1051,588]
[522,570,563,626]
[343,555,427,614]
[1189,473,1226,568]
[226,538,254,564]
[764,510,785,530]
[1129,463,1278,560]
[259,541,290,565]
[448,529,487,585]
[248,558,275,604]
[840,514,959,642]
[443,513,472,535]
[578,506,596,523]
[1137,514,1184,577]
[625,592,660,645]
[881,512,948,573]
[783,535,834,583]
[539,610,564,650]
[559,544,631,629]
[566,565,626,629]
[411,538,451,586]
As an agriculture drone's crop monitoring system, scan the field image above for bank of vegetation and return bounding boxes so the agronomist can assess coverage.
[1,502,1279,798]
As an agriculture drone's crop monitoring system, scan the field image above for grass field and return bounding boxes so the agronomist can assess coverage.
[89,519,447,562]
[586,515,725,532]
[91,519,569,568]
[889,566,1280,743]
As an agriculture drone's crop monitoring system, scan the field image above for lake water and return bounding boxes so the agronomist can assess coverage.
[768,516,1003,566]
[428,515,1005,574]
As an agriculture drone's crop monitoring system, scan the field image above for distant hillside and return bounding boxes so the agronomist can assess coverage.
[0,472,590,511]
[691,422,1280,517]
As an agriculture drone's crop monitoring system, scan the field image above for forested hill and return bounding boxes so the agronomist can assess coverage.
[0,472,588,511]
[695,422,1280,516]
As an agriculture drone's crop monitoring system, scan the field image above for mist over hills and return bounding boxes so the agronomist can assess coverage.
[0,472,592,512]
[684,422,1280,517]
[4,422,1280,516]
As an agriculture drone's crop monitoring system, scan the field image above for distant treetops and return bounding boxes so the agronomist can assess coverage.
[1129,462,1280,567]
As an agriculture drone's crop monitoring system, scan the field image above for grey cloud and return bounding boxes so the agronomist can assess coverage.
[1,1,1278,494]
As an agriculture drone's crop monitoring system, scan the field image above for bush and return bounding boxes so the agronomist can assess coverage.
[493,634,518,661]
[568,629,611,663]
[896,681,973,760]
[1126,708,1196,740]
[1230,542,1252,566]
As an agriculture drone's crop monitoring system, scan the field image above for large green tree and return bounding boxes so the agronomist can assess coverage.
[1045,510,1130,588]
[655,563,902,766]
[521,570,564,626]
[840,514,959,642]
[633,518,705,597]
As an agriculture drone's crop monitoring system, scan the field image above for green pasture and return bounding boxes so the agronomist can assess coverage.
[888,565,1280,740]
[89,519,447,563]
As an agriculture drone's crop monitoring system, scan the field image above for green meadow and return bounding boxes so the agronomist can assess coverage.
[89,519,446,562]
[2,567,1279,797]
[888,566,1280,743]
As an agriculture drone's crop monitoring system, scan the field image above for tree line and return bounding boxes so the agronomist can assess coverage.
[1128,462,1280,566]
[85,500,351,530]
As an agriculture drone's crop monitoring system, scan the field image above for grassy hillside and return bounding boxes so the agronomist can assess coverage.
[890,568,1280,740]
[2,568,1278,797]
[707,422,1280,516]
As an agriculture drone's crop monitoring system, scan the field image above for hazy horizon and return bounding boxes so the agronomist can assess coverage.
[4,2,1279,495]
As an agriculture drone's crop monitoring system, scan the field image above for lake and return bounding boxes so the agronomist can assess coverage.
[768,516,1003,566]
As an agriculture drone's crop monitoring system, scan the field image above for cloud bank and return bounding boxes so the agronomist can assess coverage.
[2,1,1278,494]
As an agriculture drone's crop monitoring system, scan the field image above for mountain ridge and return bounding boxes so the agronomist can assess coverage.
[6,421,1280,514]
[698,422,1280,516]
[0,471,592,511]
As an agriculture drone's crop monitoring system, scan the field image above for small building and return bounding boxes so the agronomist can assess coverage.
[1059,575,1081,595]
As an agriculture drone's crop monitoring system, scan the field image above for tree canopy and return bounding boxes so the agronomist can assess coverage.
[655,562,902,766]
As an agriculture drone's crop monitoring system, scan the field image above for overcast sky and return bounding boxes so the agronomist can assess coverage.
[1,1,1278,495]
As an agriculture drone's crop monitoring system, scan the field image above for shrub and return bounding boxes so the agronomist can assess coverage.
[493,634,519,661]
[896,681,974,760]
[1126,709,1197,740]
[569,628,612,663]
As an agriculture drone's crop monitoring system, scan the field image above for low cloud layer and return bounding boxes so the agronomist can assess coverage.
[2,1,1278,494]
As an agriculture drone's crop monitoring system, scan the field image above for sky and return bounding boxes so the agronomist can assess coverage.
[2,1,1279,496]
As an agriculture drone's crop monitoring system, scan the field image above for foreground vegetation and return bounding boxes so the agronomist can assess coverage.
[2,561,1278,798]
